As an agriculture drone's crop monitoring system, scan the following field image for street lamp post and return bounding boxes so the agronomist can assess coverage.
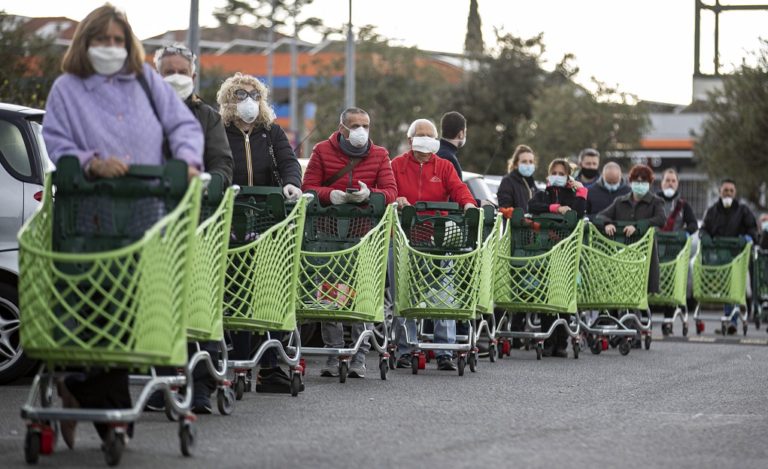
[187,0,200,93]
[344,0,355,108]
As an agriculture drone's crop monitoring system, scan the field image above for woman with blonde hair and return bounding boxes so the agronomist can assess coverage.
[216,73,302,394]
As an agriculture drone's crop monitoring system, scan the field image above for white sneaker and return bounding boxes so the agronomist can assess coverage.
[349,358,366,378]
[320,357,339,377]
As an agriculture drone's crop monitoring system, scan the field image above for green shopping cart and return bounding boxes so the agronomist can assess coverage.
[577,221,654,355]
[693,235,751,336]
[648,230,692,336]
[223,187,308,398]
[752,246,768,331]
[493,210,583,360]
[394,202,484,376]
[297,192,393,383]
[19,156,201,465]
[475,206,503,362]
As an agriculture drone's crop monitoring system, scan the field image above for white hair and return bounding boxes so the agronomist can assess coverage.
[407,119,438,138]
[153,43,196,75]
[602,161,622,173]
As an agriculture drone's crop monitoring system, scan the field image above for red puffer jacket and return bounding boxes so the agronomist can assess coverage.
[391,151,476,206]
[302,131,397,205]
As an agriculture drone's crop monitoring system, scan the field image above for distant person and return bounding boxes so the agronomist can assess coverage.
[573,148,600,188]
[586,162,630,217]
[700,179,758,335]
[497,144,540,212]
[436,111,466,180]
[657,168,698,234]
[760,213,768,250]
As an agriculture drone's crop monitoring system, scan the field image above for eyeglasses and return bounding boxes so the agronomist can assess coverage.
[160,45,194,61]
[234,89,261,101]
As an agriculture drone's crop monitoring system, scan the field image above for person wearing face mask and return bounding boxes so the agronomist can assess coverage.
[573,148,601,188]
[497,144,540,212]
[391,119,477,371]
[41,5,204,450]
[155,43,233,186]
[654,168,698,336]
[760,214,768,250]
[436,111,466,181]
[586,162,631,217]
[700,179,758,334]
[302,107,397,379]
[216,73,303,392]
[528,158,587,357]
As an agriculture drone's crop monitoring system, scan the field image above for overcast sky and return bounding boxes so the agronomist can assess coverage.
[5,0,767,104]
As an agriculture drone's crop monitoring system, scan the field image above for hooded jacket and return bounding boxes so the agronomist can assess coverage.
[587,176,631,217]
[390,150,475,206]
[302,130,397,205]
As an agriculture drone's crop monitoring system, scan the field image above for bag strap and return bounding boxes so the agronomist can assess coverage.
[323,157,363,187]
[136,73,171,160]
[263,128,284,187]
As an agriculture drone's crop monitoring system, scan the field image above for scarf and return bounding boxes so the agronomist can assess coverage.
[662,197,686,232]
[339,134,370,158]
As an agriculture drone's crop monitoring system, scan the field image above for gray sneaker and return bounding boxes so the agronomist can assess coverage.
[349,357,366,378]
[320,357,339,377]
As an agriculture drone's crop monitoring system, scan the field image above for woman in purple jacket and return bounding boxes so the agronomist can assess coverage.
[42,5,203,450]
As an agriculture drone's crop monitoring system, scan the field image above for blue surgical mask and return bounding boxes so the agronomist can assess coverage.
[518,163,535,177]
[762,221,768,232]
[605,182,620,192]
[631,181,650,197]
[548,175,567,187]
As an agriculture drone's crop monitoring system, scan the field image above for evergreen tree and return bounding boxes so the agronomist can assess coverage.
[464,0,484,56]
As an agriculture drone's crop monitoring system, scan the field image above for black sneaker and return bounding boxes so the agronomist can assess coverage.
[256,367,295,394]
[144,390,165,412]
[552,348,568,358]
[396,354,412,369]
[192,398,213,415]
[436,356,457,371]
[727,324,737,335]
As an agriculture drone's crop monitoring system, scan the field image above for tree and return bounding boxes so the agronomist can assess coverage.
[214,0,323,36]
[0,12,60,108]
[464,0,484,57]
[517,77,650,178]
[306,27,451,155]
[695,40,768,209]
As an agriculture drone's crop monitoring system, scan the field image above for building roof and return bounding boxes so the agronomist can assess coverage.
[16,16,78,40]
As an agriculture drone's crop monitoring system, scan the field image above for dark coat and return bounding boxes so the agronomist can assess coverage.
[586,177,631,217]
[497,169,539,211]
[436,139,463,181]
[657,190,698,234]
[528,184,587,218]
[225,122,301,188]
[596,192,665,293]
[701,198,758,240]
[186,95,233,186]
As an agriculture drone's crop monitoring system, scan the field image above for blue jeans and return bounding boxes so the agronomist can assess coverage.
[396,317,455,358]
[724,305,738,326]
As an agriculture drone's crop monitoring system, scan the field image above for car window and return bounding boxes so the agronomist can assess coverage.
[0,120,32,177]
[30,121,55,172]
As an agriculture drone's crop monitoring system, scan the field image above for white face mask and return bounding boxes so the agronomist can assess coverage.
[163,73,194,100]
[342,124,369,148]
[662,187,676,198]
[88,46,127,75]
[458,137,467,148]
[721,197,733,208]
[411,136,440,154]
[237,97,259,124]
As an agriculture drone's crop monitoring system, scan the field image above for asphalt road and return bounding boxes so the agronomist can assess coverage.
[0,311,766,469]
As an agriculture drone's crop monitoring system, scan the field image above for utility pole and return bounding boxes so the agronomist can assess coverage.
[289,2,298,148]
[267,0,276,91]
[344,0,355,108]
[187,0,200,93]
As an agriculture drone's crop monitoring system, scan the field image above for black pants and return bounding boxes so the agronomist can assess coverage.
[540,314,569,351]
[65,369,131,440]
[230,331,284,368]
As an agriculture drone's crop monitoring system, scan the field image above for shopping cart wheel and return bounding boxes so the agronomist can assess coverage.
[721,323,727,337]
[339,361,348,384]
[458,356,466,376]
[24,428,40,464]
[743,323,748,336]
[179,420,196,457]
[234,377,245,401]
[411,355,419,375]
[682,324,689,337]
[618,338,631,356]
[103,428,125,467]
[696,320,704,335]
[489,343,497,363]
[290,374,303,396]
[379,359,388,380]
[644,334,652,350]
[590,339,602,355]
[388,353,396,370]
[217,388,235,415]
[468,352,477,373]
[572,341,580,359]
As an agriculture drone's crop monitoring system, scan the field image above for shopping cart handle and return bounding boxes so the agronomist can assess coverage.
[412,201,460,212]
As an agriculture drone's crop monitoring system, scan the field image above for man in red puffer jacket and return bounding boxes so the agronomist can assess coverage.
[390,118,476,372]
[302,107,397,380]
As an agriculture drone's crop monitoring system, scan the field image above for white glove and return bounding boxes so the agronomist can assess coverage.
[282,184,302,202]
[346,181,370,203]
[330,190,348,205]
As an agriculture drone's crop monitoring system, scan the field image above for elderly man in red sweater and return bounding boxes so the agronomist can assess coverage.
[390,118,476,371]
[302,107,397,379]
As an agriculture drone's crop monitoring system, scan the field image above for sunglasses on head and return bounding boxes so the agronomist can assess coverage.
[160,45,194,61]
